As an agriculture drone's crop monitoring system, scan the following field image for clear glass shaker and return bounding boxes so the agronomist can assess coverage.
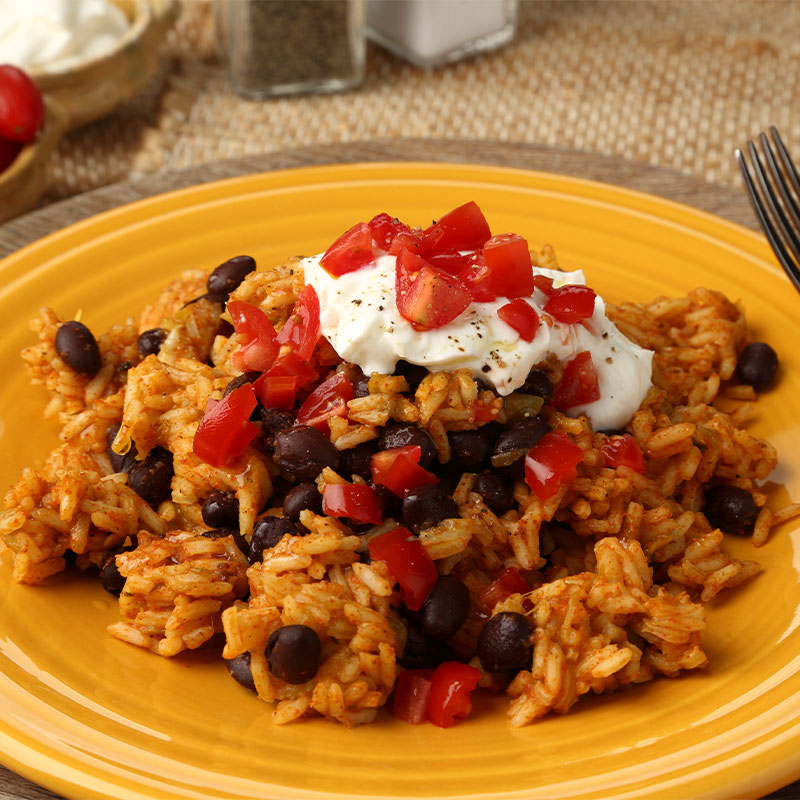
[215,0,366,98]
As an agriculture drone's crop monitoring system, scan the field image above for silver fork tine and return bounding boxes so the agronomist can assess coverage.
[759,133,800,252]
[770,126,800,203]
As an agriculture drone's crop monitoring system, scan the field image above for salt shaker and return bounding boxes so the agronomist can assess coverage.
[366,0,517,68]
[216,0,366,98]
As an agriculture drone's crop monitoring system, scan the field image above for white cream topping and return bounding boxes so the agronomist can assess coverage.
[303,252,653,431]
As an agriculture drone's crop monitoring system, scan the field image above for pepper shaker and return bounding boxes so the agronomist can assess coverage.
[216,0,366,98]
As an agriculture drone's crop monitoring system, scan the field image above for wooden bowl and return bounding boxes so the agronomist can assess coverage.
[0,100,67,225]
[29,0,178,131]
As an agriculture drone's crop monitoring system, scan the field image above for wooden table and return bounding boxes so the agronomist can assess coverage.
[0,141,796,800]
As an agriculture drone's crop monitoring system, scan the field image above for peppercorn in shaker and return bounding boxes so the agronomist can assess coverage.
[215,0,365,98]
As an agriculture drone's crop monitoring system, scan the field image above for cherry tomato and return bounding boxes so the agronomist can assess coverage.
[368,213,411,251]
[0,65,44,143]
[322,483,383,525]
[193,384,259,467]
[296,371,353,432]
[479,567,531,612]
[371,445,438,496]
[275,284,321,361]
[368,526,438,610]
[524,431,584,500]
[427,661,481,728]
[227,301,279,372]
[600,434,646,474]
[552,351,600,409]
[421,201,492,253]
[393,669,433,725]
[320,222,375,277]
[0,137,21,173]
[497,298,540,342]
[395,248,471,330]
[480,233,534,299]
[543,284,597,324]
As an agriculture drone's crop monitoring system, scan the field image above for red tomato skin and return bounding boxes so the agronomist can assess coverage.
[368,213,411,251]
[481,234,534,298]
[421,201,492,253]
[543,284,597,324]
[371,445,439,496]
[458,253,498,303]
[253,374,297,410]
[524,432,584,500]
[395,248,471,329]
[553,351,601,409]
[600,434,646,474]
[193,385,259,467]
[427,661,481,728]
[0,137,21,172]
[393,670,433,725]
[276,284,321,361]
[388,229,435,258]
[368,526,438,611]
[296,372,353,432]
[227,300,279,372]
[320,222,375,277]
[479,567,530,612]
[497,299,540,342]
[322,483,383,525]
[0,65,44,142]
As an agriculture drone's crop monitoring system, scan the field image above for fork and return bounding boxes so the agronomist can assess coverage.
[735,126,800,293]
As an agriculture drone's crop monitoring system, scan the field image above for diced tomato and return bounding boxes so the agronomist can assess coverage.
[426,249,474,274]
[322,483,383,525]
[388,229,434,258]
[227,301,279,372]
[193,384,259,468]
[479,567,530,612]
[275,284,321,361]
[533,274,554,296]
[371,445,438,496]
[260,353,315,390]
[600,434,646,475]
[458,253,498,303]
[480,234,534,299]
[395,248,471,329]
[421,201,492,254]
[296,372,353,432]
[368,213,411,251]
[553,351,600,409]
[252,374,297,410]
[524,431,584,500]
[497,299,540,342]
[319,222,375,277]
[427,661,481,728]
[393,669,433,725]
[543,284,597,324]
[368,526,438,610]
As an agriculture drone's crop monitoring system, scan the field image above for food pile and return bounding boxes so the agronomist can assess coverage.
[0,64,44,175]
[2,201,797,729]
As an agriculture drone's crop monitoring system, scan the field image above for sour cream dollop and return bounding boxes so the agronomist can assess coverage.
[303,252,653,431]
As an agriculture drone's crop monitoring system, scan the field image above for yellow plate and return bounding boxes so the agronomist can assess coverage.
[1,163,799,800]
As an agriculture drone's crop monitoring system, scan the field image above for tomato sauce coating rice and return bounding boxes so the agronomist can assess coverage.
[2,215,799,728]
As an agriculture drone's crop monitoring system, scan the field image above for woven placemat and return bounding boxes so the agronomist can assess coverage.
[42,0,800,205]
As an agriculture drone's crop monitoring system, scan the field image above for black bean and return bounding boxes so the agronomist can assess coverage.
[137,327,167,358]
[703,484,760,533]
[273,425,339,481]
[105,424,138,473]
[223,652,257,693]
[128,447,173,507]
[402,484,459,533]
[266,624,321,684]
[260,408,296,451]
[400,617,453,669]
[491,417,551,468]
[379,423,437,469]
[100,552,127,597]
[202,527,249,557]
[352,371,370,398]
[473,471,515,515]
[372,483,401,519]
[420,576,470,640]
[207,255,257,302]
[394,359,428,391]
[736,342,778,392]
[521,369,554,403]
[282,482,322,522]
[55,320,102,378]
[447,429,492,472]
[224,371,262,397]
[217,318,235,338]
[477,611,534,672]
[338,440,378,481]
[201,490,240,529]
[249,516,298,564]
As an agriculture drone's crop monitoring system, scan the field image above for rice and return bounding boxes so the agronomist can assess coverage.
[0,244,795,730]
